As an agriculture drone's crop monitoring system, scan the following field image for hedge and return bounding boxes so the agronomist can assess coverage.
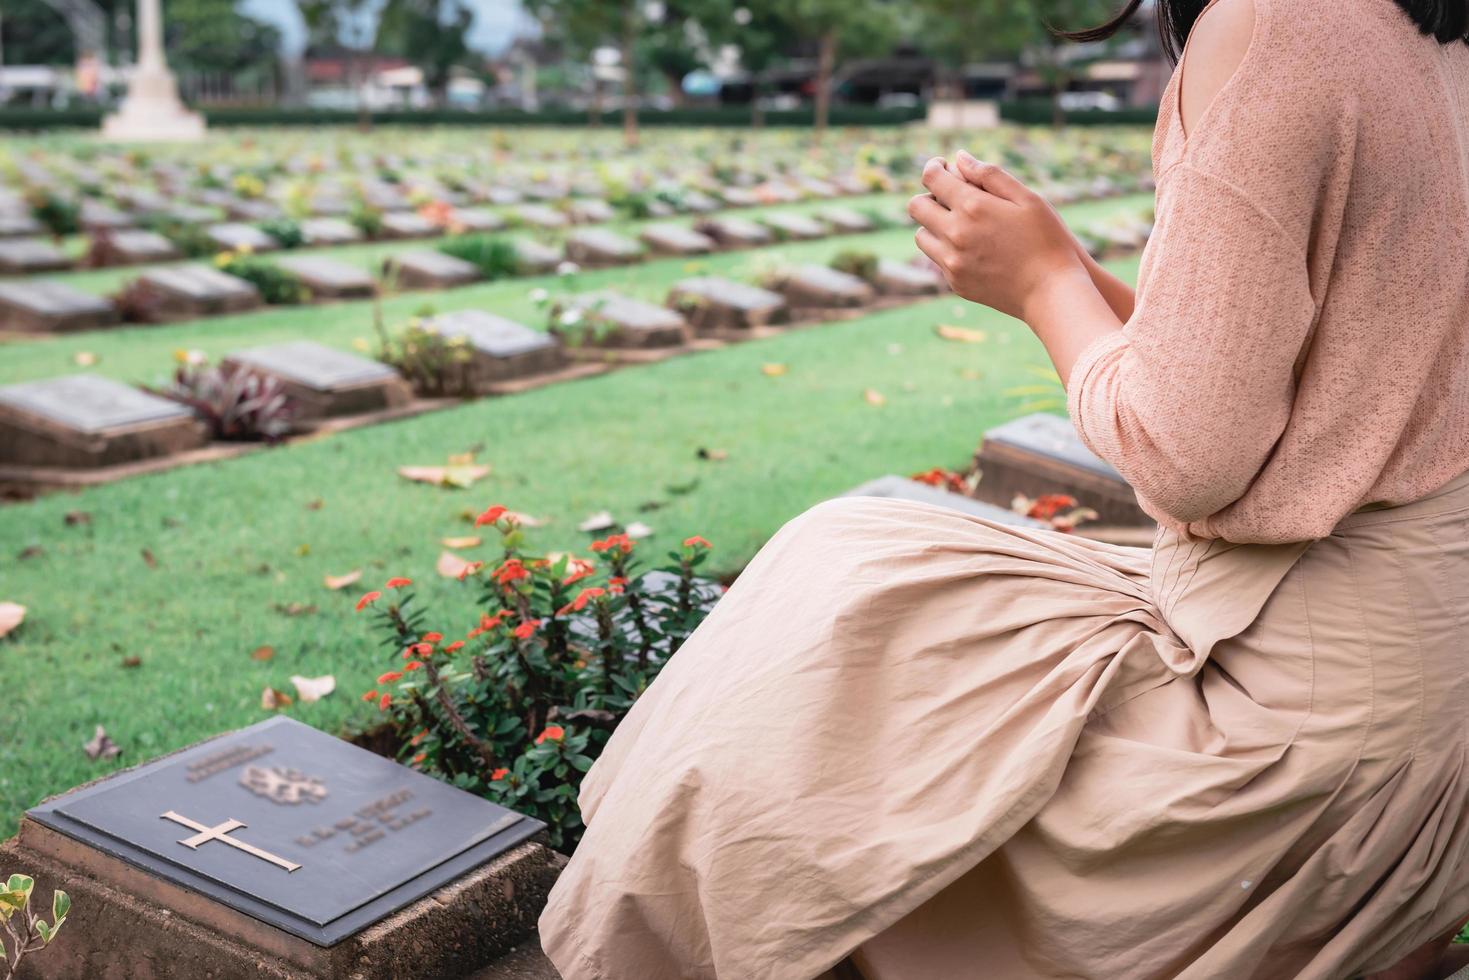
[998,99,1160,127]
[0,103,928,132]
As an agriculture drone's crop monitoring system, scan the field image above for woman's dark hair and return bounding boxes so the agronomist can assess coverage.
[1063,0,1469,60]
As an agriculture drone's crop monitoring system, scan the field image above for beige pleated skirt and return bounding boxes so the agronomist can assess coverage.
[540,468,1469,980]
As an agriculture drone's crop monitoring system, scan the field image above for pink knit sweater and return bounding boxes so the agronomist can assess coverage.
[1066,0,1469,543]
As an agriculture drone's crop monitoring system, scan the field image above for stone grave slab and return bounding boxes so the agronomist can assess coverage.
[89,228,182,266]
[840,475,1048,528]
[873,258,945,296]
[681,190,721,213]
[485,186,523,205]
[759,212,827,241]
[0,374,206,469]
[451,208,507,233]
[717,186,761,208]
[379,211,439,240]
[0,211,45,238]
[78,200,136,231]
[555,291,690,352]
[276,256,377,300]
[205,223,281,254]
[695,216,773,248]
[384,250,480,290]
[973,412,1152,527]
[223,341,410,422]
[6,716,556,979]
[563,228,644,268]
[639,224,716,256]
[515,204,570,230]
[225,199,285,223]
[299,218,363,246]
[134,265,262,321]
[667,276,789,334]
[512,239,561,275]
[0,237,71,275]
[0,280,119,333]
[799,178,841,199]
[779,265,876,310]
[163,203,220,226]
[817,207,876,234]
[429,309,571,391]
[567,199,615,224]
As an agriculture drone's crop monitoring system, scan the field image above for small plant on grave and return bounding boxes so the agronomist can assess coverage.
[24,188,79,237]
[142,215,216,258]
[348,197,384,239]
[0,873,70,980]
[436,234,521,281]
[830,249,879,283]
[541,295,612,348]
[258,217,305,250]
[373,314,476,398]
[214,250,309,305]
[152,356,295,442]
[354,512,721,851]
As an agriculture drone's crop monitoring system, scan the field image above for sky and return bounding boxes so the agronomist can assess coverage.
[238,0,534,58]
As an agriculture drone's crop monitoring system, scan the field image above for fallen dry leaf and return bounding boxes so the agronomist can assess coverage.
[578,511,616,533]
[17,546,43,561]
[504,511,545,527]
[625,521,654,540]
[64,510,91,526]
[261,687,293,711]
[290,674,335,703]
[121,655,142,668]
[251,645,276,662]
[305,498,324,511]
[0,602,25,639]
[73,350,98,367]
[323,570,362,591]
[436,550,478,579]
[936,324,988,344]
[697,447,728,461]
[398,464,492,489]
[140,548,158,568]
[273,602,318,617]
[441,535,483,549]
[863,388,887,407]
[760,362,788,377]
[295,543,311,557]
[446,452,476,466]
[84,725,120,760]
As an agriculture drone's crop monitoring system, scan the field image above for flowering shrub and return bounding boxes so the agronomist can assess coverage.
[215,250,309,305]
[374,315,475,397]
[356,508,721,850]
[1,873,70,980]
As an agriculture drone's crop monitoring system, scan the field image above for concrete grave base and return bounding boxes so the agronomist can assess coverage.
[0,821,563,980]
[0,378,207,469]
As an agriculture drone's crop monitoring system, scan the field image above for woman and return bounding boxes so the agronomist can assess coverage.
[541,0,1469,976]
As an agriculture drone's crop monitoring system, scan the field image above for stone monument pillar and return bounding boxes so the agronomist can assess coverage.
[101,0,206,141]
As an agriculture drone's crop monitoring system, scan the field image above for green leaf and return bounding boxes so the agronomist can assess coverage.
[35,919,52,944]
[53,889,70,921]
[5,874,33,897]
[0,888,28,918]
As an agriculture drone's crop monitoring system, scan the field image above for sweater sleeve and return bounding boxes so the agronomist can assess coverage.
[1066,163,1317,524]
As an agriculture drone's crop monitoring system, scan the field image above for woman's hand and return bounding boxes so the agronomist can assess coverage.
[908,151,1091,324]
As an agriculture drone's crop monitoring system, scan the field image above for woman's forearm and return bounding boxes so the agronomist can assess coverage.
[1022,264,1126,387]
[1082,253,1137,322]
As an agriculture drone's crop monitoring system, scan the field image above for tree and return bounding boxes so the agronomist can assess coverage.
[0,0,76,67]
[637,0,712,108]
[375,0,474,105]
[296,0,377,125]
[692,0,787,126]
[524,0,641,146]
[166,0,282,80]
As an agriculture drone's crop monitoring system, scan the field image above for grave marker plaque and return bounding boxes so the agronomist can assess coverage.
[816,207,876,235]
[378,211,439,240]
[450,208,507,233]
[640,223,716,257]
[973,412,1152,527]
[759,212,827,241]
[299,218,363,246]
[556,291,690,351]
[515,204,570,230]
[667,276,788,333]
[430,309,570,389]
[0,280,119,333]
[873,258,945,296]
[90,228,182,266]
[7,717,558,979]
[567,199,615,224]
[205,223,280,254]
[695,216,773,248]
[223,341,410,421]
[384,250,480,290]
[0,212,45,238]
[563,228,644,268]
[512,239,561,275]
[275,256,377,300]
[0,237,71,275]
[135,265,262,321]
[779,265,876,310]
[0,374,206,468]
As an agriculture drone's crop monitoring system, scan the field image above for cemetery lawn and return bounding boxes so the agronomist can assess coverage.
[0,214,1143,838]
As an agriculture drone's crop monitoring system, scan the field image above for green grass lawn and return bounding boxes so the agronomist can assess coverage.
[0,198,1145,836]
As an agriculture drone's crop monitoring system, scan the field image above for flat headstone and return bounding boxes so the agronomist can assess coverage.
[754,182,802,203]
[515,204,570,230]
[817,207,876,234]
[430,309,568,387]
[695,216,772,248]
[134,265,262,321]
[760,212,827,240]
[224,199,284,223]
[715,186,759,208]
[680,190,721,213]
[512,239,561,275]
[11,716,554,978]
[205,223,280,254]
[0,280,119,333]
[798,178,841,198]
[162,204,219,226]
[557,291,689,349]
[299,218,363,246]
[567,199,615,224]
[485,186,523,205]
[0,373,205,468]
[667,276,788,332]
[972,412,1151,527]
[0,237,71,274]
[275,256,376,300]
[451,208,507,233]
[841,475,1048,528]
[779,265,876,309]
[874,258,945,296]
[0,212,44,238]
[378,211,439,239]
[78,200,136,231]
[224,341,409,421]
[563,228,644,268]
[639,224,715,256]
[385,250,480,290]
[90,228,181,266]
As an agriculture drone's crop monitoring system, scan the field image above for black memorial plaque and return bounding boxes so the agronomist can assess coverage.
[28,716,543,946]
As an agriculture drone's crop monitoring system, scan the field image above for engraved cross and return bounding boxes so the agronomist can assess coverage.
[161,810,301,872]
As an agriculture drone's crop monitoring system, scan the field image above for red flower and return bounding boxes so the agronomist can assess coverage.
[608,576,627,594]
[411,752,426,765]
[377,670,403,684]
[493,559,530,587]
[535,725,565,744]
[683,535,712,549]
[404,660,423,671]
[410,729,428,746]
[457,561,484,582]
[562,558,596,585]
[422,631,443,644]
[378,693,392,711]
[590,533,633,554]
[491,767,510,781]
[385,577,413,589]
[513,619,542,640]
[443,640,464,653]
[557,586,606,616]
[355,590,382,611]
[361,689,378,702]
[473,505,507,527]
